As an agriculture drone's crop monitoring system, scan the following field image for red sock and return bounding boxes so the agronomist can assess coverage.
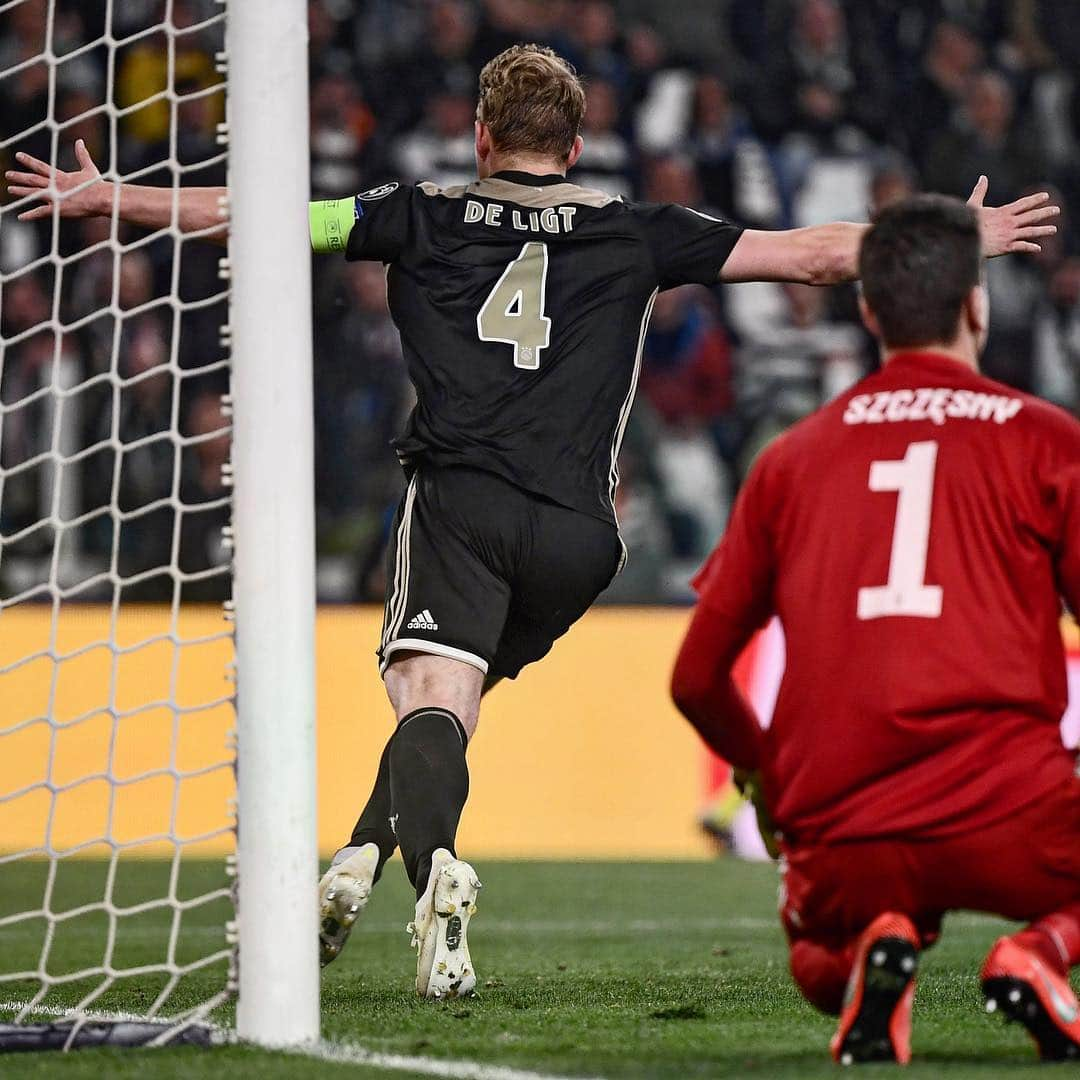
[1012,909,1080,977]
[790,939,856,1015]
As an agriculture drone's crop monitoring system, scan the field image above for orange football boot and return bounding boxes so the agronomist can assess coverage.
[831,912,920,1066]
[982,936,1080,1061]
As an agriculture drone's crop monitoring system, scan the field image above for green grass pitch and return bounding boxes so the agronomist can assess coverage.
[0,858,1075,1078]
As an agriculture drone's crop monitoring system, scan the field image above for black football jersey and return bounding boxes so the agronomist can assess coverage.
[344,171,743,526]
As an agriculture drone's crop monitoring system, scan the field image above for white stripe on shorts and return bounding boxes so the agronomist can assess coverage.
[380,639,489,676]
[382,475,418,650]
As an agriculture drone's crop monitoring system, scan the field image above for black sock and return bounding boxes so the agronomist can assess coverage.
[346,730,398,884]
[388,707,469,899]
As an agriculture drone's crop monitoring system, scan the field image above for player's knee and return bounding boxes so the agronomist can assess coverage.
[789,940,848,1016]
[384,652,483,737]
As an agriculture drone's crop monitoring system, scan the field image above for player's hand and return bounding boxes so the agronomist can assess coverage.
[968,175,1060,256]
[733,767,781,861]
[5,139,107,221]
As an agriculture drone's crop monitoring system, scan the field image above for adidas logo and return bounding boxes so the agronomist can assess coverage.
[406,609,439,631]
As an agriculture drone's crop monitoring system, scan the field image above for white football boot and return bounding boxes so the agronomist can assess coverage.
[408,847,482,999]
[318,842,379,968]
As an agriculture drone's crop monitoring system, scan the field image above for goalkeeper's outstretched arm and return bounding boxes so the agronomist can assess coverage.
[6,140,229,242]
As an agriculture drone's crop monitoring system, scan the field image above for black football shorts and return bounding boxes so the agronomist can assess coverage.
[378,465,622,680]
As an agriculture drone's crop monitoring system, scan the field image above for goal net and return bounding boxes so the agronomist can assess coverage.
[0,0,236,1050]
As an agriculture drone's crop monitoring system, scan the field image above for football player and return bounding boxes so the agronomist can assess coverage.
[672,195,1080,1063]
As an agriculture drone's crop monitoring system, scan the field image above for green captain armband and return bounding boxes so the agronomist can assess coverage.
[309,197,358,254]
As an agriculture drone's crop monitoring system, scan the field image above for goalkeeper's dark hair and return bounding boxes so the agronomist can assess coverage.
[859,195,982,349]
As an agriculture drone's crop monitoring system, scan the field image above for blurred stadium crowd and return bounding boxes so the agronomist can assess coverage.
[2,0,1080,603]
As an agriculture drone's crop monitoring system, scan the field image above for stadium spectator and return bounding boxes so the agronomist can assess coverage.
[923,68,1048,203]
[115,0,219,159]
[57,90,108,173]
[748,0,892,225]
[565,1,629,91]
[641,152,710,217]
[627,22,698,156]
[177,389,231,600]
[640,287,734,560]
[642,287,734,430]
[868,154,918,213]
[602,405,675,603]
[1034,256,1080,410]
[308,0,359,82]
[0,274,56,554]
[310,72,378,198]
[983,187,1080,413]
[1033,0,1080,73]
[470,0,552,67]
[983,186,1068,393]
[395,73,478,188]
[315,259,411,591]
[0,0,53,163]
[769,0,889,143]
[89,308,176,598]
[902,20,984,171]
[623,21,668,111]
[405,0,485,112]
[727,278,867,476]
[686,73,782,227]
[570,78,635,199]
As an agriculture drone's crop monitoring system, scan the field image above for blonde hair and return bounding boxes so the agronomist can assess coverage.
[477,44,585,162]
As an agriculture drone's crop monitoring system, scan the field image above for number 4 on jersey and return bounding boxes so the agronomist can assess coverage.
[477,241,552,370]
[857,440,943,620]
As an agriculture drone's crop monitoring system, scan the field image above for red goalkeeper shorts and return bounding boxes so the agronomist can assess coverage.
[780,775,1080,950]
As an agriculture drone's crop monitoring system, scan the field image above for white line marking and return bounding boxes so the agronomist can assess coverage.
[0,1000,158,1023]
[297,1039,604,1080]
[0,1001,602,1080]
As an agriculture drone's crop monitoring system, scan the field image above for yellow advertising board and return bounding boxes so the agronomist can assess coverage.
[7,605,1073,861]
[0,605,709,860]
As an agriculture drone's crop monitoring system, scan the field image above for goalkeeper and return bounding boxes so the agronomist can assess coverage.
[671,196,1080,1065]
[7,44,1060,1002]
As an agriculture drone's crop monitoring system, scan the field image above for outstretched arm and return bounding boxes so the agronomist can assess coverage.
[720,176,1060,286]
[721,220,867,286]
[6,139,228,243]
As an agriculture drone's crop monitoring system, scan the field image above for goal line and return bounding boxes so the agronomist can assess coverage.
[0,999,601,1080]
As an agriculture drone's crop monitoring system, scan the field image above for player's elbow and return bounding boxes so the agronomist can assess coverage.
[670,680,695,722]
[670,652,710,722]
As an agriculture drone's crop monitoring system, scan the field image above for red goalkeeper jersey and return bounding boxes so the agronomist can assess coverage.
[693,351,1080,845]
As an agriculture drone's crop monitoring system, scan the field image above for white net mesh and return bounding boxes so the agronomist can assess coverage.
[0,0,235,1044]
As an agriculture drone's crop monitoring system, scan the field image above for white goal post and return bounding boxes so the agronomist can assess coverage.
[229,0,319,1047]
[0,0,318,1051]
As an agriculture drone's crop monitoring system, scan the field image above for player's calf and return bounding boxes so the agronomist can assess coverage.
[831,912,920,1066]
[982,936,1080,1061]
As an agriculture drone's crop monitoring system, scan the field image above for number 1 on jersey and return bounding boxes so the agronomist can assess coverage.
[857,440,943,620]
[477,241,552,370]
